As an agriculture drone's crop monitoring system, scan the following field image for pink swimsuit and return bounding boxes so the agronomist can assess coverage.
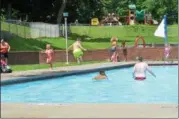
[164,47,170,57]
[45,49,53,63]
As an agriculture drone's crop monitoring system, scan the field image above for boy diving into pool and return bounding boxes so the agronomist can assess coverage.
[68,38,87,64]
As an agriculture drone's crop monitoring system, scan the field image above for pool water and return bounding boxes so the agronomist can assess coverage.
[1,66,178,103]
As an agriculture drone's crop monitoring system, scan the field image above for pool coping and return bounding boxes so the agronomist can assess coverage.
[1,61,178,86]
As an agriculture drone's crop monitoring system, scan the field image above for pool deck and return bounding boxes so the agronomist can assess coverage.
[1,103,178,118]
[1,61,178,118]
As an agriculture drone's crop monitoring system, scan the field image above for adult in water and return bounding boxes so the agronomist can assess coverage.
[133,56,156,80]
[68,38,87,64]
[93,70,108,80]
[0,39,11,64]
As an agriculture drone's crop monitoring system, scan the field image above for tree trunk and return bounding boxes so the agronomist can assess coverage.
[57,0,67,24]
[8,3,12,20]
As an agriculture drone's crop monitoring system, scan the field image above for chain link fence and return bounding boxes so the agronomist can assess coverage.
[1,20,65,39]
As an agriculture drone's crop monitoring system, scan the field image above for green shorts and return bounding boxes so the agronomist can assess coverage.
[73,49,83,59]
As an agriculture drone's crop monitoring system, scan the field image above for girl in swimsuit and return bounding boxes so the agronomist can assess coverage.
[45,44,54,69]
[110,37,118,63]
[164,44,171,63]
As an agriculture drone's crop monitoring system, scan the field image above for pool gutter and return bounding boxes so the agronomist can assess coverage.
[1,61,178,86]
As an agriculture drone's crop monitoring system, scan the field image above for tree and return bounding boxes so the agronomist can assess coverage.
[142,0,177,23]
[1,0,177,24]
[57,0,67,24]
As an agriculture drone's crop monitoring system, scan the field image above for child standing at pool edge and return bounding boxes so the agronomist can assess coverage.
[110,37,118,63]
[164,44,171,63]
[45,44,54,70]
[121,40,127,61]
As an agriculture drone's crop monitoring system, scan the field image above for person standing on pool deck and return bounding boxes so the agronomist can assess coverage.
[164,44,171,63]
[0,39,11,64]
[110,37,119,63]
[121,40,127,61]
[45,44,54,70]
[133,56,156,80]
[68,38,87,64]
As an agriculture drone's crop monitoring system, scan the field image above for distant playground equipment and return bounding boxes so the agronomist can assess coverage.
[128,4,153,25]
[134,36,146,48]
[100,13,122,26]
[99,4,155,26]
[91,18,99,26]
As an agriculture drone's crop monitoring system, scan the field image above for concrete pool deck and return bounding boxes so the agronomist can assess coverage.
[1,103,178,118]
[1,61,178,118]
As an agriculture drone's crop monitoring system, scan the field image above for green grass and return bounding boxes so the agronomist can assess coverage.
[10,61,107,71]
[70,25,178,43]
[1,22,178,51]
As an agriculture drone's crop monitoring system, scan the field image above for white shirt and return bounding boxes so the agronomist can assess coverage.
[134,62,149,77]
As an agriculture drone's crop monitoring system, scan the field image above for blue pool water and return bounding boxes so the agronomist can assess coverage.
[1,66,178,103]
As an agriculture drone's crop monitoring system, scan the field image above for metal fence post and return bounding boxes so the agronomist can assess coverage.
[16,23,18,37]
[24,22,26,38]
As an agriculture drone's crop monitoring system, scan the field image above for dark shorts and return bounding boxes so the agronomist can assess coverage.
[123,48,127,55]
[1,52,8,58]
[110,47,117,53]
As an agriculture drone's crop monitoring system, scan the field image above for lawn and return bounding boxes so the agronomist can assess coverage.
[1,22,178,51]
[10,61,107,71]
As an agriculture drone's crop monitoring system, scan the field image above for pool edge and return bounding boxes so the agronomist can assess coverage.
[1,62,178,86]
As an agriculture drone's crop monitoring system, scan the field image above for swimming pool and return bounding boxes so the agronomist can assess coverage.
[1,65,178,104]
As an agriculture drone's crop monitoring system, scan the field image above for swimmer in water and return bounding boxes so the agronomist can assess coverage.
[133,56,156,80]
[93,70,108,80]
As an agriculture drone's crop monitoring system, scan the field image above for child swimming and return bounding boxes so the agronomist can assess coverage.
[93,70,108,80]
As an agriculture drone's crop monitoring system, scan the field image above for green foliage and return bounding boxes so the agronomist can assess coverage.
[1,0,178,23]
[0,9,6,21]
[142,0,178,23]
